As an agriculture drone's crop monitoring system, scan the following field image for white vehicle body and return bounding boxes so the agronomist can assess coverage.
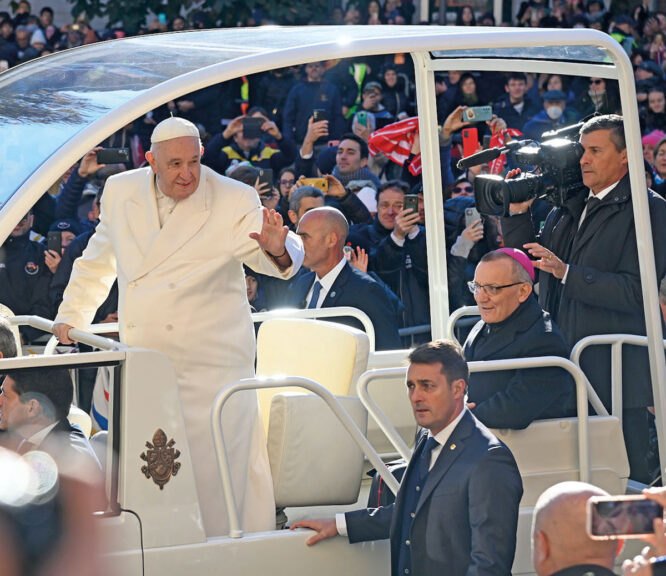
[0,25,664,575]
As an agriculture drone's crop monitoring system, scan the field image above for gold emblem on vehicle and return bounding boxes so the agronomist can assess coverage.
[140,429,181,490]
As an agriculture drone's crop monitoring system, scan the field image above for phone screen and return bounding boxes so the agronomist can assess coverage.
[588,497,663,539]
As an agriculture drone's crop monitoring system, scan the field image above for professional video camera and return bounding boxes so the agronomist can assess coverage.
[459,123,587,216]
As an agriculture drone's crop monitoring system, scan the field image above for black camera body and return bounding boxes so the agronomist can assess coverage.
[473,125,587,216]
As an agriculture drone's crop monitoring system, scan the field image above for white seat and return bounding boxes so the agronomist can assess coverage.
[494,415,629,507]
[90,430,108,474]
[68,404,92,438]
[0,304,23,356]
[267,393,367,508]
[256,318,369,433]
[494,416,629,574]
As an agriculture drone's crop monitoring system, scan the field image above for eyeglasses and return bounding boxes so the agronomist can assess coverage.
[589,79,604,85]
[453,185,473,193]
[467,281,524,296]
[279,179,295,186]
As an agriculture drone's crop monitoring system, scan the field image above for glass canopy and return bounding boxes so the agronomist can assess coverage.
[0,25,615,202]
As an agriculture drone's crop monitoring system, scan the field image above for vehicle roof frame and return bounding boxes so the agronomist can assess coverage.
[2,24,664,476]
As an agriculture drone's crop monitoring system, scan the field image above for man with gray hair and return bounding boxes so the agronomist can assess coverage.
[532,481,620,576]
[287,185,324,228]
[53,116,305,537]
[0,319,17,360]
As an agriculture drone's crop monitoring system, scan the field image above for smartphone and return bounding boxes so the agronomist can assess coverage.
[356,110,368,127]
[47,231,62,254]
[483,134,492,149]
[258,168,273,189]
[301,177,328,193]
[313,109,326,123]
[463,106,493,123]
[343,245,353,260]
[96,147,130,164]
[242,116,264,139]
[462,127,479,158]
[587,495,663,540]
[158,13,167,24]
[464,207,481,228]
[403,194,419,214]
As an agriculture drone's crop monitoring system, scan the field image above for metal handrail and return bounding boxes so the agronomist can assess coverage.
[252,307,376,352]
[445,306,480,342]
[42,322,121,355]
[10,316,125,352]
[357,356,593,483]
[444,307,607,416]
[211,376,400,539]
[571,334,666,423]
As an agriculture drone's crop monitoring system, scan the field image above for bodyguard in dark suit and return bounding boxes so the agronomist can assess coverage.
[464,249,572,429]
[287,206,401,351]
[0,367,100,469]
[291,340,523,576]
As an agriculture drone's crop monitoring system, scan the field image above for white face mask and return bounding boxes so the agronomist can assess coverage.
[546,105,564,120]
[588,89,606,106]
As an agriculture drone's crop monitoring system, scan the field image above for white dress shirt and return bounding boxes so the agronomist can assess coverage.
[306,257,347,308]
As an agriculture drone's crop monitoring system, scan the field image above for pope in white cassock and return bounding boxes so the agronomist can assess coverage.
[54,117,304,537]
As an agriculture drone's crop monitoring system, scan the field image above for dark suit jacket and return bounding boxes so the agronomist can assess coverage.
[37,418,101,470]
[463,296,573,429]
[345,410,523,576]
[286,262,402,351]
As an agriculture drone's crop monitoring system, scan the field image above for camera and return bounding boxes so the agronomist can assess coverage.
[473,123,586,216]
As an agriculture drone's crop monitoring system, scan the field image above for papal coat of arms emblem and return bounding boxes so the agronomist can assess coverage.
[140,429,181,490]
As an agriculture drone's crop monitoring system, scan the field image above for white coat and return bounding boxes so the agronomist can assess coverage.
[55,165,304,537]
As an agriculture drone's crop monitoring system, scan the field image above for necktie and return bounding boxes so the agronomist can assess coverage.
[417,436,440,481]
[307,281,322,309]
[579,195,600,228]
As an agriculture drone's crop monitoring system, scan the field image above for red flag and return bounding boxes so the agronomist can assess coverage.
[368,117,422,176]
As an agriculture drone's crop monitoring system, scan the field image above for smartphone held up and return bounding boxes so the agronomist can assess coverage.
[587,495,663,540]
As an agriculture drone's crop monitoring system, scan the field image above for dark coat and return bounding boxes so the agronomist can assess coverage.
[463,296,573,429]
[501,174,666,410]
[0,234,53,342]
[492,93,541,132]
[348,218,430,330]
[282,80,345,144]
[285,262,401,351]
[38,418,101,470]
[345,410,523,576]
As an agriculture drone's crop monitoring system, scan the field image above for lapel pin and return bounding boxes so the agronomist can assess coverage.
[330,291,336,298]
[450,444,456,450]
